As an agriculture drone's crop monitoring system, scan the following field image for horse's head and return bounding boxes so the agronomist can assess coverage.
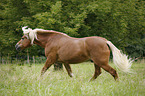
[15,35,32,51]
[15,26,38,51]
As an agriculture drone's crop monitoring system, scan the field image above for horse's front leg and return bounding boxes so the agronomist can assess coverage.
[41,56,56,76]
[64,64,73,77]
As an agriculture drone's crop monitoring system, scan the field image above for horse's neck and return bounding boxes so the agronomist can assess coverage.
[34,32,66,48]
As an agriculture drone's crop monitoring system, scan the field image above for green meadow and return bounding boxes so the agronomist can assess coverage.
[0,62,145,96]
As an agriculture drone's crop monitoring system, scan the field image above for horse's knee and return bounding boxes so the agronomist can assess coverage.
[98,68,102,74]
[110,69,117,75]
[41,67,47,74]
[95,70,101,77]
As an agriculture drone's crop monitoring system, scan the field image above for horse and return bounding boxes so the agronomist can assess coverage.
[15,26,132,81]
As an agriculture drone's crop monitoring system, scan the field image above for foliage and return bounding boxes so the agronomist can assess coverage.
[0,62,145,96]
[0,0,145,58]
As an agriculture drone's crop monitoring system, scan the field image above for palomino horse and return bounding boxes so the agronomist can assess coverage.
[15,26,132,81]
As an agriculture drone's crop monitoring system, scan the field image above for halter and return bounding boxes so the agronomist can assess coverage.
[22,26,38,44]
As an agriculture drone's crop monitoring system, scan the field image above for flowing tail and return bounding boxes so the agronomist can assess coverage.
[106,41,133,73]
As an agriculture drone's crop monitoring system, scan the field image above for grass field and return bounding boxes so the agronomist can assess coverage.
[0,62,145,96]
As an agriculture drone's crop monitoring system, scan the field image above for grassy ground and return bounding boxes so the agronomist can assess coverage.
[0,62,145,96]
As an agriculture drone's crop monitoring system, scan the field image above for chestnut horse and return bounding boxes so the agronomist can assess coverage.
[15,26,132,81]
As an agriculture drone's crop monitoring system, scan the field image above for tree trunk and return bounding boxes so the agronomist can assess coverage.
[33,56,35,64]
[27,50,29,64]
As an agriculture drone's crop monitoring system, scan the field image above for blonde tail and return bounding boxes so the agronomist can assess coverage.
[106,41,133,73]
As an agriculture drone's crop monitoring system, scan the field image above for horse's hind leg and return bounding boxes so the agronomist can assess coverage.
[64,64,73,77]
[90,64,101,81]
[101,64,119,80]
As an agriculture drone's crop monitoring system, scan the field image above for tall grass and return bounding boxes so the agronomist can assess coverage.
[0,62,145,96]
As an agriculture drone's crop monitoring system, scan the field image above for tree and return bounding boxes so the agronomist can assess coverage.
[0,0,30,56]
[0,0,144,62]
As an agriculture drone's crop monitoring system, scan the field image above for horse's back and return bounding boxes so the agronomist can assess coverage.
[85,36,108,49]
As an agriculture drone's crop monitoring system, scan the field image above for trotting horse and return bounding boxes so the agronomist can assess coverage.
[15,26,132,81]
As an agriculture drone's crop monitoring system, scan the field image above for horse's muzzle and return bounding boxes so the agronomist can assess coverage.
[15,44,21,51]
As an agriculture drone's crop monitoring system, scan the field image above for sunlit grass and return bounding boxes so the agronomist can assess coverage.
[0,62,145,96]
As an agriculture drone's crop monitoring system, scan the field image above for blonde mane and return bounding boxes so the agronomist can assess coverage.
[22,26,69,44]
[22,26,39,44]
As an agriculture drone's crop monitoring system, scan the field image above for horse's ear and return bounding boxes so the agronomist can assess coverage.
[22,26,29,34]
[22,26,28,31]
[22,26,33,35]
